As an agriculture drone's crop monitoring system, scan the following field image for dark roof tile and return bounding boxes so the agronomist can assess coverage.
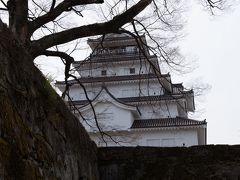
[72,54,157,65]
[56,73,170,85]
[70,93,192,106]
[131,117,206,129]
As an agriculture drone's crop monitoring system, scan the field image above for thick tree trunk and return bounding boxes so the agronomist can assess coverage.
[8,0,29,42]
[0,23,98,179]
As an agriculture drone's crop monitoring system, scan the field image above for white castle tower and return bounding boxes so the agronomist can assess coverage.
[56,34,207,147]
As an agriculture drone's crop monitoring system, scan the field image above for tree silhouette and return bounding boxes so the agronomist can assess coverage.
[0,0,226,179]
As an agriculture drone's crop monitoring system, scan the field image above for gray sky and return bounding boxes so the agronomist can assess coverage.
[36,1,240,145]
[178,2,240,144]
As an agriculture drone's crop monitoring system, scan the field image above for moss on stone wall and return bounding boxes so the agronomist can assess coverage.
[0,27,99,180]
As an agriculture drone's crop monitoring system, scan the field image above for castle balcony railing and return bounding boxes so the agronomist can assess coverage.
[91,50,147,58]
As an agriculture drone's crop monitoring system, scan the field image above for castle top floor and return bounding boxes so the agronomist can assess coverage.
[72,34,160,77]
[87,34,149,57]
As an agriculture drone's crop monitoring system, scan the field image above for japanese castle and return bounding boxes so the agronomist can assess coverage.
[56,34,207,147]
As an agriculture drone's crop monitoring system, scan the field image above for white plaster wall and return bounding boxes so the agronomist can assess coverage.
[80,102,135,132]
[89,132,139,147]
[68,87,81,100]
[107,82,163,98]
[77,60,152,77]
[68,81,164,101]
[135,129,199,147]
[177,102,188,118]
[138,102,179,119]
[68,86,101,101]
[88,128,199,147]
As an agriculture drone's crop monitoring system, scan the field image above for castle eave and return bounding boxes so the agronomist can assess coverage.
[55,73,170,85]
[131,117,207,129]
[72,54,157,66]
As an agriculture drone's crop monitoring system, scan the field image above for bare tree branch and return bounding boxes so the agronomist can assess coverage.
[42,50,74,65]
[49,0,56,12]
[30,0,153,57]
[0,0,7,8]
[41,50,74,90]
[0,7,7,11]
[29,0,104,35]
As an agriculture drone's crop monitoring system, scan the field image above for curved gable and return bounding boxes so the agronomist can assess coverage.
[79,86,138,113]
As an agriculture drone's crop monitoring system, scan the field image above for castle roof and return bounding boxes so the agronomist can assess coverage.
[70,92,193,106]
[118,92,193,103]
[56,73,170,85]
[87,34,147,50]
[72,54,158,66]
[131,117,206,129]
[88,33,138,42]
[172,83,183,88]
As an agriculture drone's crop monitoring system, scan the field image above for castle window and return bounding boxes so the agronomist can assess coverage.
[101,70,107,76]
[130,68,135,74]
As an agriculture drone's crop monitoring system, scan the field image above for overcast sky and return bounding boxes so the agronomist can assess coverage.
[36,1,240,145]
[178,2,240,144]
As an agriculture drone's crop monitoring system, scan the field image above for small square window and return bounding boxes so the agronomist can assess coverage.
[130,68,135,74]
[101,70,107,76]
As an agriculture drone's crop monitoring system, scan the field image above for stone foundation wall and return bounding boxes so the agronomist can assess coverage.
[0,27,98,180]
[98,145,240,180]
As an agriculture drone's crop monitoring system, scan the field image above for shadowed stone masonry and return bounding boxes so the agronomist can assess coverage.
[98,145,240,180]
